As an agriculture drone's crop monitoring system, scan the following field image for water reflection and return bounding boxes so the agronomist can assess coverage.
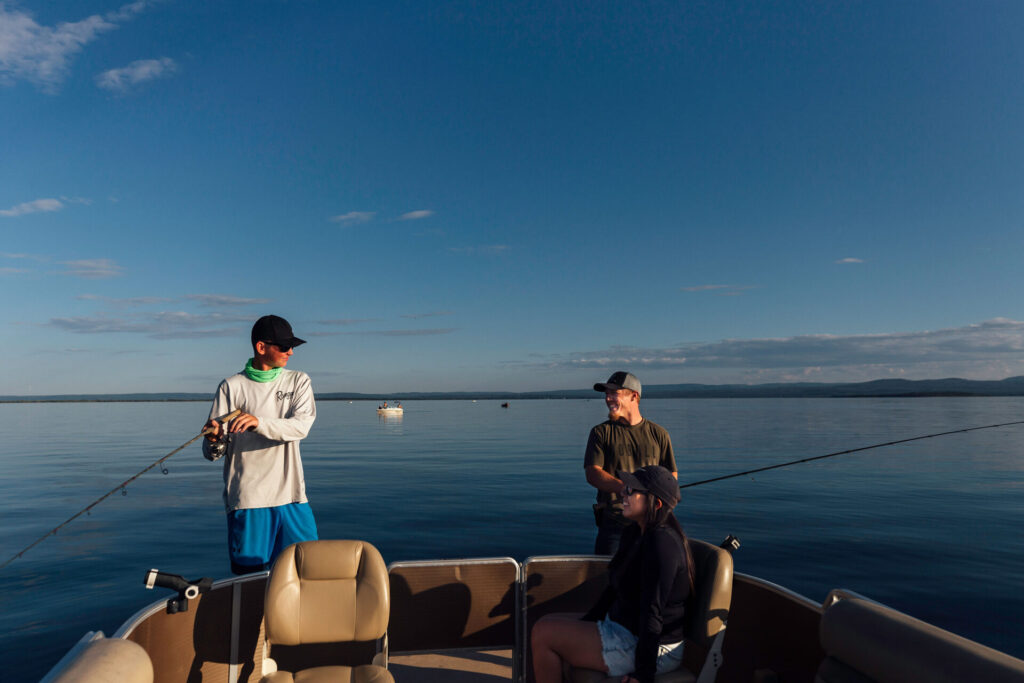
[377,411,404,435]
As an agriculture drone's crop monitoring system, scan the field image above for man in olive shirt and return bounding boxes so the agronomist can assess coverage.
[584,371,678,554]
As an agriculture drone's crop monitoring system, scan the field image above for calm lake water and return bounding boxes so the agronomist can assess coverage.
[3,397,1024,680]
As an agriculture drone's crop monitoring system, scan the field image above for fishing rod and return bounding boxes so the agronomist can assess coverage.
[0,409,241,570]
[679,418,1024,489]
[5,416,1022,568]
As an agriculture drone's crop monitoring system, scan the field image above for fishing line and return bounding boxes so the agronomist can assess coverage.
[679,419,1024,489]
[5,415,1022,568]
[0,409,240,570]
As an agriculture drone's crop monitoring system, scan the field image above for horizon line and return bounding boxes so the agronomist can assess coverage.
[3,375,1024,402]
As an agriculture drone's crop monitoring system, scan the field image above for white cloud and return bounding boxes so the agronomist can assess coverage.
[317,318,379,326]
[329,328,457,337]
[681,284,730,292]
[74,293,263,307]
[49,310,251,339]
[836,257,864,264]
[96,57,176,92]
[399,210,434,221]
[48,310,451,340]
[184,294,270,307]
[0,198,63,217]
[447,245,508,255]
[61,258,123,279]
[76,294,172,306]
[0,1,154,92]
[329,211,375,225]
[0,251,45,273]
[533,319,1024,381]
[680,284,756,296]
[401,311,453,319]
[61,195,92,205]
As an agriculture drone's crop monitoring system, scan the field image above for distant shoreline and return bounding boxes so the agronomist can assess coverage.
[4,376,1024,403]
[0,394,1011,405]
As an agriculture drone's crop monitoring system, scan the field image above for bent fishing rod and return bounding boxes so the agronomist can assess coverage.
[679,418,1024,489]
[0,409,240,571]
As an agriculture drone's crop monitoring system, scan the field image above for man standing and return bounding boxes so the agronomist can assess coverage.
[203,314,318,574]
[584,371,677,555]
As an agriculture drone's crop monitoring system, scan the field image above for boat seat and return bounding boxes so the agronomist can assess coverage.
[567,538,733,683]
[261,540,393,683]
[816,594,1024,683]
[43,636,153,683]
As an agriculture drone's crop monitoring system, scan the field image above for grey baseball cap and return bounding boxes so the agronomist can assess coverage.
[594,371,642,397]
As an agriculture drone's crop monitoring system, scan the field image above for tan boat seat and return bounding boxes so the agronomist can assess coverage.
[568,538,734,683]
[816,594,1024,683]
[44,636,153,683]
[261,540,393,683]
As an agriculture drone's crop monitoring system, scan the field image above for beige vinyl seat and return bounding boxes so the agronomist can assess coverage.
[260,540,394,683]
[816,593,1024,683]
[43,636,153,683]
[568,538,734,683]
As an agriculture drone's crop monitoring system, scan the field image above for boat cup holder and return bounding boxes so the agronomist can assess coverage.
[144,569,213,614]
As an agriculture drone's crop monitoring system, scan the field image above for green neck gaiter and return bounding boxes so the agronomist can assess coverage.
[244,358,283,383]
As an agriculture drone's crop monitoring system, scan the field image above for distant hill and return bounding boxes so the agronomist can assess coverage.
[0,392,214,403]
[6,377,1024,402]
[335,376,1024,400]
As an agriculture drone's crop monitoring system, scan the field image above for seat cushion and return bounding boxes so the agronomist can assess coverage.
[47,638,153,683]
[262,664,394,683]
[569,665,695,683]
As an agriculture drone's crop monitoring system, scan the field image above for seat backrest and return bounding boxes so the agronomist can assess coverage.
[683,539,733,647]
[817,596,1024,683]
[264,540,390,646]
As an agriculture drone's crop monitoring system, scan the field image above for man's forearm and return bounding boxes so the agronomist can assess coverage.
[585,466,624,494]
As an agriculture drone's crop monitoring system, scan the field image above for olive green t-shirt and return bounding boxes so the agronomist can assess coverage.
[584,418,677,518]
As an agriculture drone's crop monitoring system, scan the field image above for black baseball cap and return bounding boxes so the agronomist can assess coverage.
[594,371,642,397]
[618,465,680,508]
[251,315,306,349]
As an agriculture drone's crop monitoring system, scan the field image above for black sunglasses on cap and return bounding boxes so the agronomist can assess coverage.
[262,341,292,353]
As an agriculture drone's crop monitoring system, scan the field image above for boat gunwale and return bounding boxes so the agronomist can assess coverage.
[112,570,269,639]
[733,571,823,610]
[388,556,520,574]
[107,561,825,643]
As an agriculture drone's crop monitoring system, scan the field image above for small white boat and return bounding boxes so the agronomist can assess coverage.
[377,406,403,416]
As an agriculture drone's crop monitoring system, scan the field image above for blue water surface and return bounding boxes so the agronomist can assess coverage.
[1,397,1023,681]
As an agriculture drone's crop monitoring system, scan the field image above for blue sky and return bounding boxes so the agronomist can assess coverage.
[2,1,1024,395]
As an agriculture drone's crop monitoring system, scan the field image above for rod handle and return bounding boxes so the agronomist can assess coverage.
[201,408,242,436]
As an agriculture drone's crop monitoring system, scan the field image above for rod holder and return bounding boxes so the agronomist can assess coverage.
[145,569,213,614]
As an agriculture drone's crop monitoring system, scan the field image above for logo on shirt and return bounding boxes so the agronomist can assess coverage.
[276,391,294,401]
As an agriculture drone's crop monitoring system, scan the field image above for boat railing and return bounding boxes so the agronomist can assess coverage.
[68,550,1024,683]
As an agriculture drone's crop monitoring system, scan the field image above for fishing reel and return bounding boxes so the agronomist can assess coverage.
[145,569,213,614]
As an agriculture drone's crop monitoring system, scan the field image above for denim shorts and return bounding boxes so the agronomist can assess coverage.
[596,618,684,677]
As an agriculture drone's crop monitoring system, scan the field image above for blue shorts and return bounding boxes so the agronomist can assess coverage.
[596,618,684,677]
[227,502,318,574]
